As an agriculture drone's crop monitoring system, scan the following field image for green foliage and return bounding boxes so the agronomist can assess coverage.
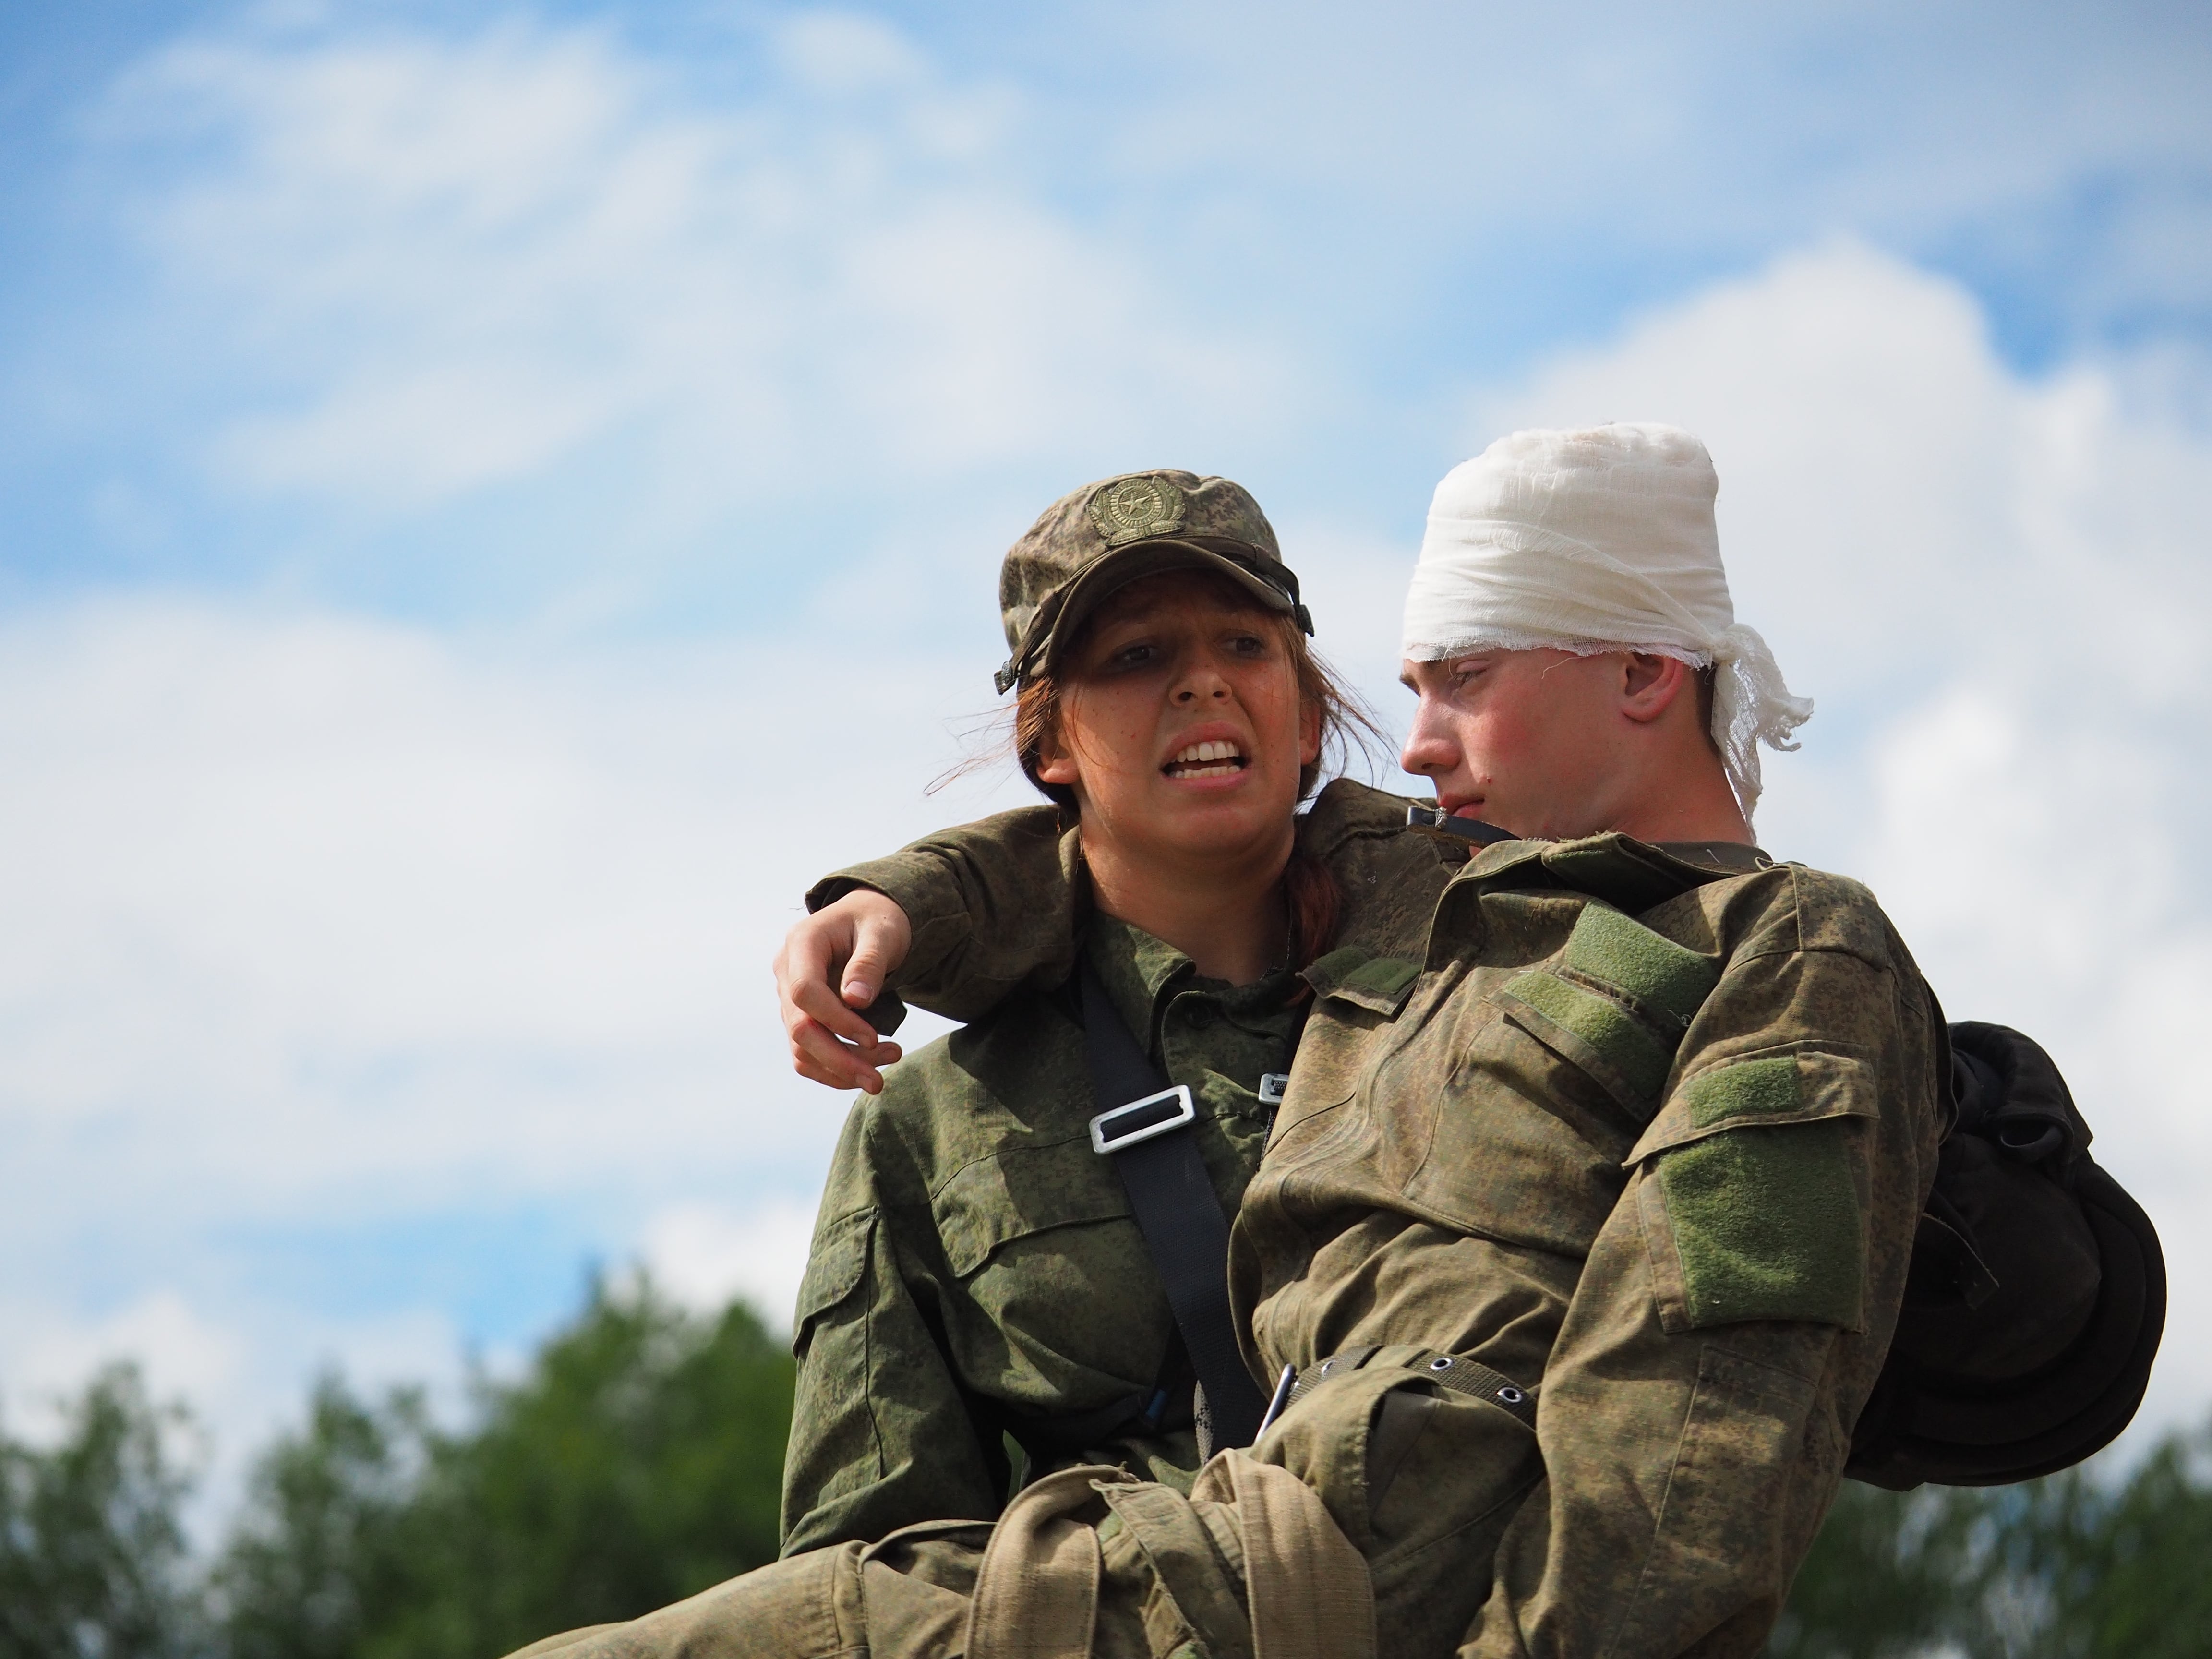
[1771,1420,2212,1659]
[0,1363,204,1659]
[1768,1481,1985,1659]
[212,1275,795,1659]
[210,1376,424,1659]
[11,1280,2204,1659]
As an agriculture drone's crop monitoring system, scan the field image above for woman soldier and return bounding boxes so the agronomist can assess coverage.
[775,469,1456,1553]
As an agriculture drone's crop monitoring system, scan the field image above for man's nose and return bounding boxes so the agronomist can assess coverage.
[1399,703,1452,774]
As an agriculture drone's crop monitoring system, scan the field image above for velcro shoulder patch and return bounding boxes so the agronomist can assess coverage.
[1628,1046,1878,1165]
[1682,1054,1800,1128]
[1652,1119,1867,1331]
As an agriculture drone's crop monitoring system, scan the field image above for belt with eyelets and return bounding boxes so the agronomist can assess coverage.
[1283,1343,1539,1431]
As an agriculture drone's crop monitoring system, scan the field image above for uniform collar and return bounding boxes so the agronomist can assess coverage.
[1082,914,1298,1055]
[1454,830,1775,913]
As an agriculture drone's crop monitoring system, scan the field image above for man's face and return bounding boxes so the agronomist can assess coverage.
[1040,570,1321,871]
[1398,649,1641,840]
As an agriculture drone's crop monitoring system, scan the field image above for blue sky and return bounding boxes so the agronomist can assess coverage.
[8,1,2209,626]
[3,0,2211,1507]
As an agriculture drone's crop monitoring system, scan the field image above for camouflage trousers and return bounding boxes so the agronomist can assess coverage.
[504,1348,1541,1659]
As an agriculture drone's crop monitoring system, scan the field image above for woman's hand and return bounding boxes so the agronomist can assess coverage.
[774,890,914,1094]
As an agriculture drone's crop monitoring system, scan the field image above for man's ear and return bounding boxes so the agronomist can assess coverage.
[1620,653,1692,726]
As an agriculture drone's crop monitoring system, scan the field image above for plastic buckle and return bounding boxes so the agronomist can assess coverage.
[1090,1084,1196,1154]
[1258,1073,1289,1106]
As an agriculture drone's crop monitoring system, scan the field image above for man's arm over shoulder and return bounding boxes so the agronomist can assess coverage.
[806,805,1080,1025]
[801,779,1454,1023]
[1464,867,1946,1658]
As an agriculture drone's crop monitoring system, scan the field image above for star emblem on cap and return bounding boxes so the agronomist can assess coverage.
[1086,474,1187,546]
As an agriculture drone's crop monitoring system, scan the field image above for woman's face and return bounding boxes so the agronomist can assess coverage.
[1037,570,1320,875]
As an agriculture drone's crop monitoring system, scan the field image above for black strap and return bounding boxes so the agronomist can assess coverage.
[1406,804,1517,844]
[1080,963,1268,1450]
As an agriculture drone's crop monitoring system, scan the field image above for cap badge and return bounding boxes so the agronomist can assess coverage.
[1087,474,1186,547]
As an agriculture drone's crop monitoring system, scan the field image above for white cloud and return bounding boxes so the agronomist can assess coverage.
[103,12,1295,517]
[3,1291,239,1443]
[641,1196,820,1331]
[0,588,1036,1502]
[0,597,1034,1219]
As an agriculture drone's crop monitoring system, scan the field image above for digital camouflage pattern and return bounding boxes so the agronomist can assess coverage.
[508,785,1945,1659]
[1229,832,1943,1657]
[991,469,1304,694]
[782,781,1463,1555]
[781,912,1298,1549]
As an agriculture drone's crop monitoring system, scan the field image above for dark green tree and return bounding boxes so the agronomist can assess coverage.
[213,1276,795,1659]
[0,1363,204,1659]
[1768,1480,1986,1659]
[1771,1417,2212,1659]
[210,1376,424,1659]
[1969,1422,2212,1659]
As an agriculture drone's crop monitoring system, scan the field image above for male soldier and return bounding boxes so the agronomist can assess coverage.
[517,425,1945,1659]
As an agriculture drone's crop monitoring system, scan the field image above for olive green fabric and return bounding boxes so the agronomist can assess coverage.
[812,808,1939,1659]
[994,470,1298,693]
[1682,1054,1802,1129]
[781,782,1467,1560]
[522,794,1941,1659]
[1321,952,1423,1007]
[780,914,1300,1554]
[1656,1118,1868,1329]
[1499,968,1678,1101]
[1560,901,1722,1021]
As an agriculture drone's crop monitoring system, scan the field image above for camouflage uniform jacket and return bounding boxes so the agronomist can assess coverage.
[811,793,1946,1657]
[783,780,1462,1558]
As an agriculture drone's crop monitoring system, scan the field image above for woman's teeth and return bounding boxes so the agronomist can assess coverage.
[1165,739,1245,778]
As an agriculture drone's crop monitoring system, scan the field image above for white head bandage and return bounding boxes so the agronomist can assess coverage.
[1400,423,1812,822]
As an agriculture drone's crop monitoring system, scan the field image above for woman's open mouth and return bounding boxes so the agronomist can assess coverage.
[1163,739,1247,779]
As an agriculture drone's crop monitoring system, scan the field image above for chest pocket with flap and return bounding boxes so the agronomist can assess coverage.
[1495,902,1720,1122]
[795,1209,875,1332]
[931,1142,1135,1280]
[1379,902,1722,1255]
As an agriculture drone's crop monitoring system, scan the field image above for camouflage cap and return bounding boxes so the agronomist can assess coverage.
[993,470,1313,695]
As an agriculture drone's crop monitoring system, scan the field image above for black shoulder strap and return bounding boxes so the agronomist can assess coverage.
[1079,963,1267,1451]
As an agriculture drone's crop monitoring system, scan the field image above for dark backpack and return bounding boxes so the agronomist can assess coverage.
[1846,1021,2166,1489]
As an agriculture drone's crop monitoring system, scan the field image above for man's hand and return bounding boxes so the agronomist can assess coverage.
[775,890,914,1095]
